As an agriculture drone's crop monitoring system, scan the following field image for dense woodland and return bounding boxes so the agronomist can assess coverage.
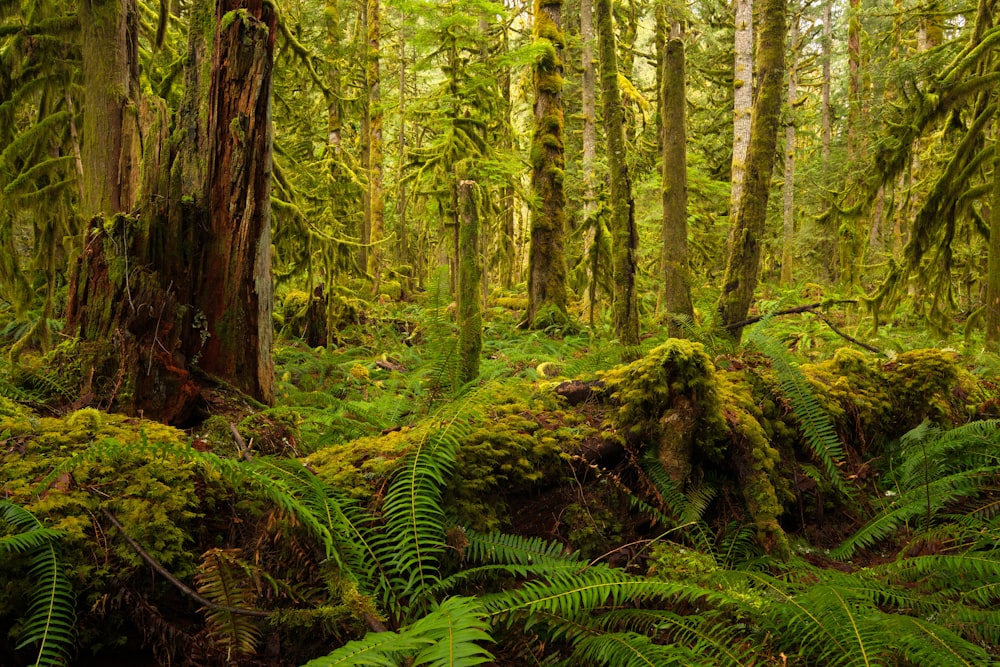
[3,0,1000,664]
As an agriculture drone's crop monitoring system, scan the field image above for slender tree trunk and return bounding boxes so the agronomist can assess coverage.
[731,0,753,218]
[821,0,832,168]
[458,177,482,383]
[397,25,409,295]
[839,0,863,286]
[986,116,1000,348]
[717,0,787,341]
[367,0,384,292]
[597,0,639,349]
[780,10,799,287]
[581,0,598,324]
[660,5,694,336]
[527,0,570,328]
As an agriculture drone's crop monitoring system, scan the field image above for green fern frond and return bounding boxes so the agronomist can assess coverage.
[302,596,493,667]
[0,501,75,667]
[834,420,1000,559]
[746,328,853,499]
[374,430,456,615]
[572,631,704,667]
[461,529,580,566]
[482,564,734,626]
[195,548,262,657]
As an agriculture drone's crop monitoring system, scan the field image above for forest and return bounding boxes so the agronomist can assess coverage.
[2,0,1000,663]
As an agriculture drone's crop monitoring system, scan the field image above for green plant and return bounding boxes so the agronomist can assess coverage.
[0,500,76,667]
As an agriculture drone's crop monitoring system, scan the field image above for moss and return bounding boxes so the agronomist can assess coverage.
[304,385,591,530]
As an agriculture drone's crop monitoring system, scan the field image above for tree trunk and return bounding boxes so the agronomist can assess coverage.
[79,0,141,219]
[717,0,787,341]
[660,6,694,336]
[367,0,384,293]
[527,0,570,328]
[197,0,276,405]
[597,0,639,350]
[581,0,598,324]
[731,0,753,219]
[821,0,832,168]
[986,117,1000,348]
[67,0,276,423]
[457,177,482,383]
[839,0,863,286]
[780,9,799,287]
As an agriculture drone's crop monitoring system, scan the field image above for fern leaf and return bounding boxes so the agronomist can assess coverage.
[194,548,262,657]
[573,631,704,667]
[461,529,580,566]
[1,501,76,667]
[409,597,494,667]
[747,328,853,499]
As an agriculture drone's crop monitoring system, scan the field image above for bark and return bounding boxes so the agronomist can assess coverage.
[79,0,141,218]
[660,8,694,336]
[397,24,409,295]
[197,0,276,405]
[367,0,384,292]
[717,0,787,341]
[527,0,570,328]
[780,11,799,287]
[581,0,598,323]
[731,0,753,218]
[457,178,482,384]
[839,0,863,286]
[986,118,1000,348]
[67,0,277,423]
[597,0,639,349]
[821,0,832,167]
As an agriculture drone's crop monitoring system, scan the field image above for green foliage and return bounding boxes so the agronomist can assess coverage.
[747,326,854,499]
[0,500,75,667]
[194,548,263,657]
[833,419,1000,559]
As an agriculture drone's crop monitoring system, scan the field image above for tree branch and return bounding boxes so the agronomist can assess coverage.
[722,300,882,355]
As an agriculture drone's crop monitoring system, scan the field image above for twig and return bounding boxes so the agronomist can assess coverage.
[101,509,272,618]
[723,301,857,330]
[807,309,883,354]
[723,300,881,354]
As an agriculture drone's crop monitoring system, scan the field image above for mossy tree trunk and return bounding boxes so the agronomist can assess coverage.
[78,0,141,219]
[67,0,276,423]
[659,3,694,337]
[366,0,384,294]
[596,0,639,350]
[716,0,787,341]
[457,176,482,384]
[527,0,570,328]
[580,0,598,324]
[780,8,799,287]
[986,114,1000,349]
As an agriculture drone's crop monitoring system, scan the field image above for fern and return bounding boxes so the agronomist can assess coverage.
[194,548,262,657]
[834,420,1000,559]
[746,327,853,499]
[0,500,76,667]
[302,596,493,667]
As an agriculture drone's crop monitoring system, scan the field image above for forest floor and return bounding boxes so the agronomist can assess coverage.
[3,289,1000,665]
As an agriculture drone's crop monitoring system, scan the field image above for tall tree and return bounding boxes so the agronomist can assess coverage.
[457,175,482,383]
[780,7,800,287]
[527,0,570,328]
[596,0,639,349]
[717,0,787,340]
[731,0,753,217]
[366,0,385,292]
[659,1,694,335]
[67,0,277,422]
[580,0,598,323]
